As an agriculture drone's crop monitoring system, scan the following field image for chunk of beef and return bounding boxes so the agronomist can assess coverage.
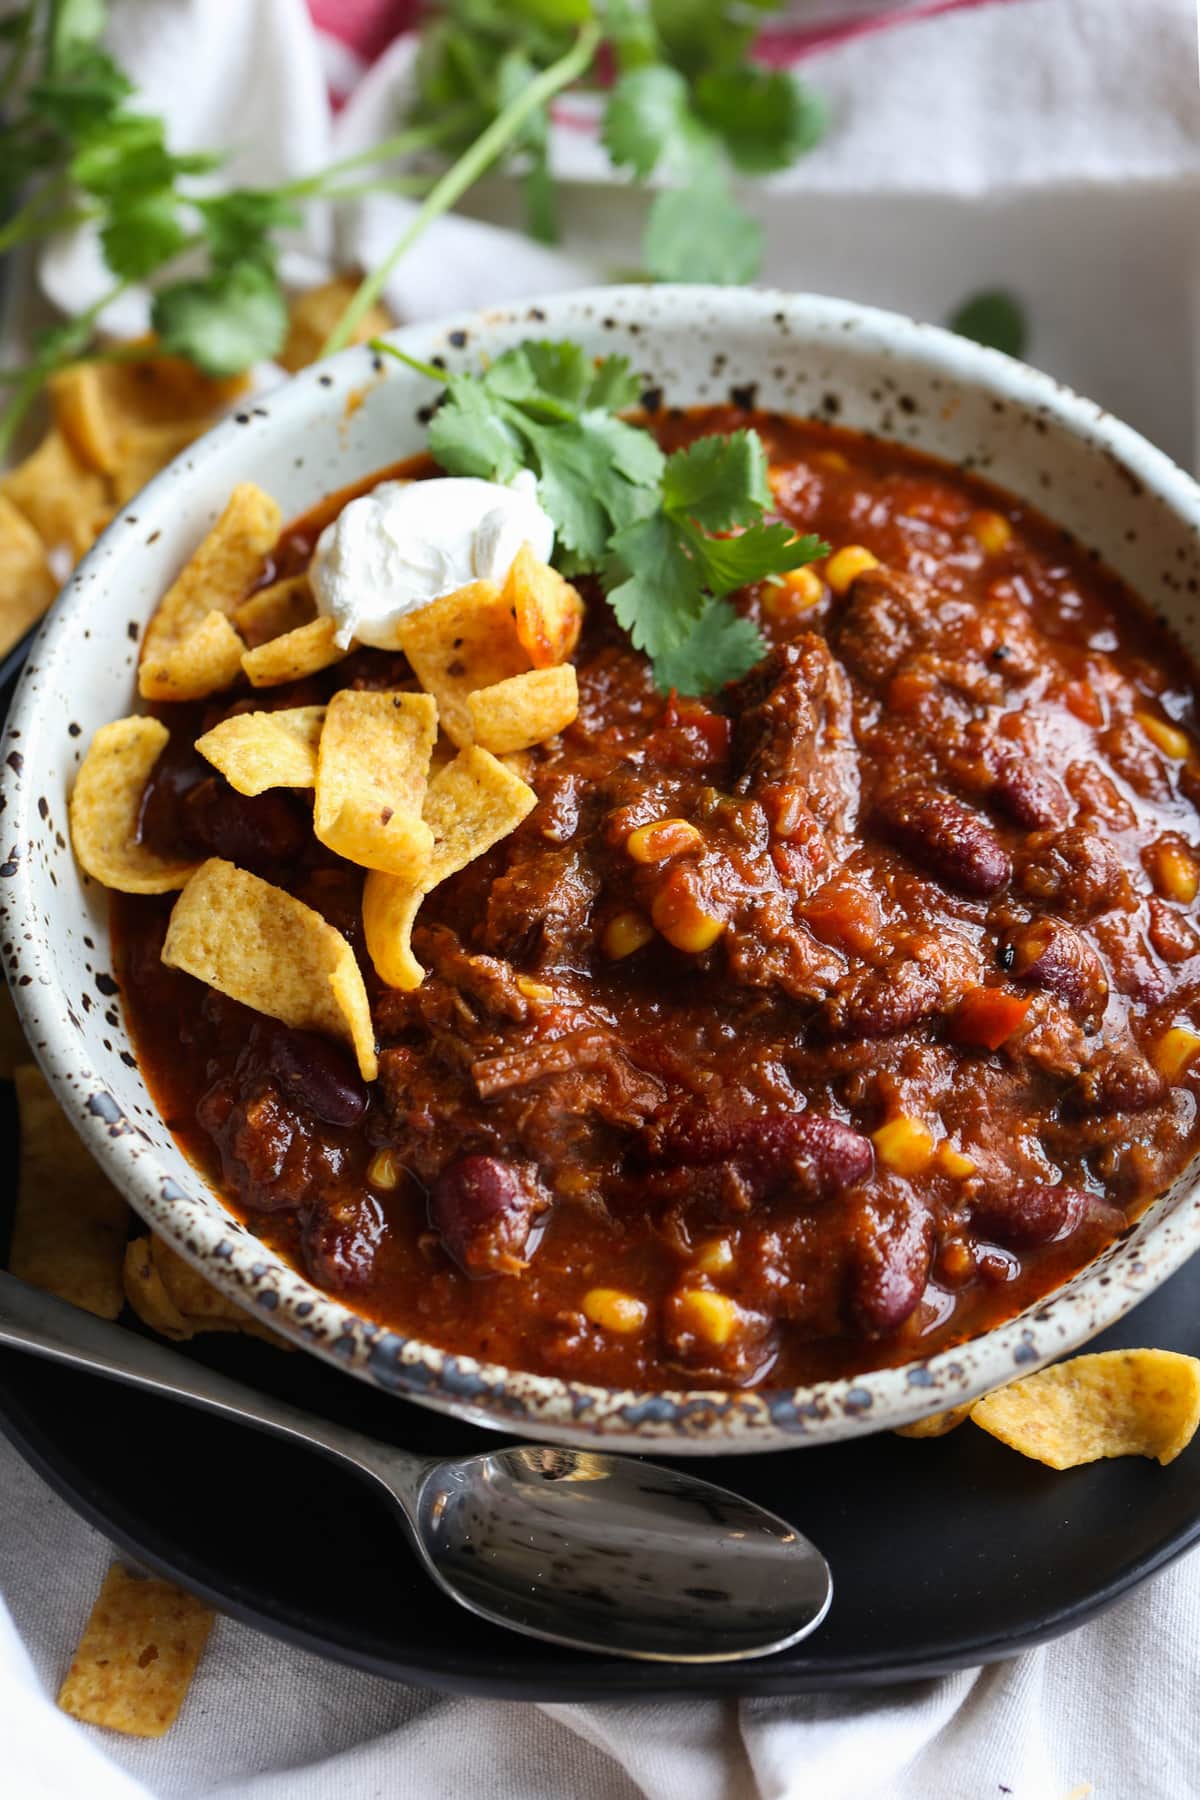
[429,1154,552,1275]
[831,565,938,688]
[726,633,858,834]
[483,844,601,967]
[303,1192,386,1290]
[1016,828,1128,920]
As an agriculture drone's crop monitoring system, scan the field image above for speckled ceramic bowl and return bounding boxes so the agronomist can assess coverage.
[5,286,1200,1453]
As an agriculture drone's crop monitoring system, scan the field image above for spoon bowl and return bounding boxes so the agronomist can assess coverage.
[0,1270,831,1663]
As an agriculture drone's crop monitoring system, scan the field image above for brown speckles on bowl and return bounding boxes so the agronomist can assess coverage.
[4,287,1200,1451]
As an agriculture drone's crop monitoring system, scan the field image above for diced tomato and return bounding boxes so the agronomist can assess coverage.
[952,987,1033,1051]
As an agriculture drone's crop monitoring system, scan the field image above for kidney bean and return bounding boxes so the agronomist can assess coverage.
[988,754,1071,830]
[181,776,309,875]
[648,1109,873,1203]
[873,787,1011,897]
[847,1202,933,1334]
[970,1184,1121,1248]
[1015,828,1127,920]
[1009,919,1109,1029]
[269,1029,370,1126]
[430,1154,552,1276]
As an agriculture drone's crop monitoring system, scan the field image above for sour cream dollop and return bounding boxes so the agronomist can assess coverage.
[310,470,555,650]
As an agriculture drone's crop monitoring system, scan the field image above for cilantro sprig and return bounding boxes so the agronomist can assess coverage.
[376,336,826,696]
[408,1,827,288]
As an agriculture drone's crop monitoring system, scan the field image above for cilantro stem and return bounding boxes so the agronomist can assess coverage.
[0,274,134,458]
[0,198,99,253]
[367,340,446,384]
[0,4,35,107]
[319,20,602,360]
[276,109,477,200]
[316,175,436,202]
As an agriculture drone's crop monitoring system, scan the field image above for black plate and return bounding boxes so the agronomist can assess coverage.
[2,1203,1199,1696]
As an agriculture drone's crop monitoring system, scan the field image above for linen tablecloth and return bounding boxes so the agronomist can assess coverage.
[2,1,1199,1793]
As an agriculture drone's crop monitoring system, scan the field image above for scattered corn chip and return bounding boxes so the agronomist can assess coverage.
[139,483,280,699]
[130,1234,291,1347]
[162,858,377,1080]
[424,744,537,884]
[507,542,584,668]
[112,420,205,507]
[122,1238,191,1340]
[467,664,579,754]
[397,580,529,748]
[77,346,249,430]
[971,1348,1200,1469]
[278,275,392,373]
[234,574,315,647]
[69,716,200,893]
[196,705,325,796]
[362,872,425,991]
[1,426,112,558]
[0,492,57,656]
[314,689,437,875]
[57,1565,213,1738]
[894,1404,972,1440]
[9,1063,127,1318]
[141,610,247,702]
[363,747,536,990]
[241,614,348,687]
[48,363,121,475]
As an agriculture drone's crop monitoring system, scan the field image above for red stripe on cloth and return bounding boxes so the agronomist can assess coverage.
[309,0,419,63]
[756,0,1024,64]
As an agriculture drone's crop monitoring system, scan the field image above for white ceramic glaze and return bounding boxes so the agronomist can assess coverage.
[5,287,1200,1453]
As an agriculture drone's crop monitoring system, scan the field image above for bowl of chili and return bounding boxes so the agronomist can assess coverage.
[6,285,1200,1452]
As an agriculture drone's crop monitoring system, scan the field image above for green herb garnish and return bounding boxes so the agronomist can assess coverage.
[376,336,826,696]
[948,290,1028,360]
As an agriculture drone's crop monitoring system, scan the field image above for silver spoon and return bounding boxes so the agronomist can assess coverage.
[0,1269,831,1663]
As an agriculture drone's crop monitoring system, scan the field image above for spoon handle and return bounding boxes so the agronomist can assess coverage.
[0,1268,431,1506]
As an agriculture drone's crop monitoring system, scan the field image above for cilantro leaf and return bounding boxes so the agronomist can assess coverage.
[948,290,1028,359]
[690,521,827,596]
[151,262,288,376]
[196,190,300,270]
[100,188,186,279]
[655,600,766,697]
[427,376,526,482]
[48,0,107,62]
[28,45,131,136]
[694,67,828,174]
[660,429,771,530]
[607,511,702,661]
[586,354,642,412]
[602,64,711,180]
[643,176,763,284]
[70,112,218,196]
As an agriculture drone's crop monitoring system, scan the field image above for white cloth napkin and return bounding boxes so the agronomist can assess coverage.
[3,0,1200,1794]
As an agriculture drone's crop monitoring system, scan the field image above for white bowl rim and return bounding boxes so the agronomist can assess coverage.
[5,282,1200,1454]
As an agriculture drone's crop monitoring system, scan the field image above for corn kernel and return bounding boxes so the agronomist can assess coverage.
[693,1236,735,1275]
[626,818,704,864]
[824,544,880,595]
[602,910,654,959]
[768,464,790,501]
[367,1148,400,1190]
[675,1288,739,1346]
[783,564,824,603]
[516,976,554,1002]
[1137,711,1191,760]
[872,1115,936,1176]
[1152,843,1200,904]
[1153,1026,1200,1081]
[969,510,1013,555]
[815,449,849,473]
[651,879,725,954]
[937,1143,977,1178]
[583,1288,648,1334]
